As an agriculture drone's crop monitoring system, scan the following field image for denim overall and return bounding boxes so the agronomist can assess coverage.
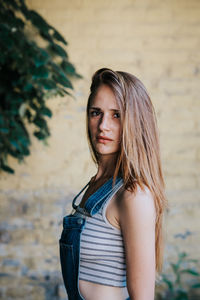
[59,176,130,300]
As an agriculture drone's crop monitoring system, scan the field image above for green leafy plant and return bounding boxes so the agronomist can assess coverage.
[0,0,82,174]
[156,232,200,300]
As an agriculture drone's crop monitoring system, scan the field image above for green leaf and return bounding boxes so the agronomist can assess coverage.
[57,88,72,97]
[36,78,57,90]
[53,74,73,89]
[61,60,83,78]
[29,101,38,112]
[176,289,188,300]
[191,283,200,288]
[19,136,31,147]
[162,276,174,291]
[0,32,14,49]
[171,263,179,274]
[52,28,67,45]
[0,128,9,134]
[9,140,21,151]
[34,130,47,140]
[179,252,187,259]
[39,106,52,118]
[23,83,34,92]
[11,16,25,29]
[7,108,19,116]
[28,10,50,33]
[5,0,19,10]
[33,48,50,67]
[39,31,54,44]
[31,65,49,79]
[25,109,32,122]
[180,269,199,276]
[33,116,47,129]
[21,146,30,155]
[49,61,65,76]
[187,258,198,263]
[12,94,24,104]
[73,72,83,79]
[7,148,20,158]
[0,114,4,124]
[1,164,15,174]
[60,88,73,96]
[60,60,76,74]
[51,43,68,58]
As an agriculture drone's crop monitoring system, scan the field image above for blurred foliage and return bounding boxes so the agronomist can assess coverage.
[156,231,200,300]
[0,0,82,174]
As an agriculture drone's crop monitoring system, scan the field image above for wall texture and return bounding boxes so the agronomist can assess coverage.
[0,0,200,299]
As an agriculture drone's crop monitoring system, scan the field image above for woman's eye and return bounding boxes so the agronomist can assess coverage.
[90,110,100,117]
[114,112,120,118]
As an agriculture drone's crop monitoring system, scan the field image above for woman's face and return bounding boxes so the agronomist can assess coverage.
[88,84,121,158]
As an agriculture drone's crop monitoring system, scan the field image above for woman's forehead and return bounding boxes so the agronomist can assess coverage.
[90,85,119,109]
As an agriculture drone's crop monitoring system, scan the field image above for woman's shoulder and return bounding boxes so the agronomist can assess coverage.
[118,183,156,222]
[122,182,153,198]
[119,181,153,199]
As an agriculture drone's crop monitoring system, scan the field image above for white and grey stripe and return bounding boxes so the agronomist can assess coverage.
[78,201,127,287]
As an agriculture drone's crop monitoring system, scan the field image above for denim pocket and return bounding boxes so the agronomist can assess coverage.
[59,241,76,294]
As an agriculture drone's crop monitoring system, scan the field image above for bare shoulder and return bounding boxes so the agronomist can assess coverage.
[118,183,156,224]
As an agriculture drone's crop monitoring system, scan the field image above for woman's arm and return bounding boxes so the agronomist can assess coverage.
[119,185,156,300]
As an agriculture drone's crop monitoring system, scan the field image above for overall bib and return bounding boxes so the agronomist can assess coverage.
[59,176,130,300]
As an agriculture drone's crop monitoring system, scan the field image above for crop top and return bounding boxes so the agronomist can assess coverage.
[76,180,127,287]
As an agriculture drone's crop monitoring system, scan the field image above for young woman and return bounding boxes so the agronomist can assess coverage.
[59,68,168,300]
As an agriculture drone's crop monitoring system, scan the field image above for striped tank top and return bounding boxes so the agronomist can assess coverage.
[77,180,127,287]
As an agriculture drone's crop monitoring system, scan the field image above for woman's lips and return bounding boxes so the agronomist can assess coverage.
[96,136,113,143]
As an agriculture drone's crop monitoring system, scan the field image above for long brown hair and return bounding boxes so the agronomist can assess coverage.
[86,68,168,274]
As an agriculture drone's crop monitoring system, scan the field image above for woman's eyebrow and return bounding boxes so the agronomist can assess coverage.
[89,106,120,112]
[89,106,101,110]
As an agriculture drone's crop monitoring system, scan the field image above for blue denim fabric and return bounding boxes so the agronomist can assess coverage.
[59,176,130,300]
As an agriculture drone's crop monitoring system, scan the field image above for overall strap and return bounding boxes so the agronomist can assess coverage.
[72,181,90,211]
[85,176,123,216]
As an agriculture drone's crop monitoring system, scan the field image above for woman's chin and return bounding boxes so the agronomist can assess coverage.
[95,149,119,156]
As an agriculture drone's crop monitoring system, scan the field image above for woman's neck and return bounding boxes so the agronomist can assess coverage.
[93,153,118,181]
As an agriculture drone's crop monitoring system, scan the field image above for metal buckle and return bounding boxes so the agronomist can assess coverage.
[75,205,91,217]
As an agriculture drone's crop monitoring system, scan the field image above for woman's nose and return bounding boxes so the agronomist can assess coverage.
[99,114,110,131]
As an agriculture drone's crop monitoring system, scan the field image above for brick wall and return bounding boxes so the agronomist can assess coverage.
[0,0,200,298]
